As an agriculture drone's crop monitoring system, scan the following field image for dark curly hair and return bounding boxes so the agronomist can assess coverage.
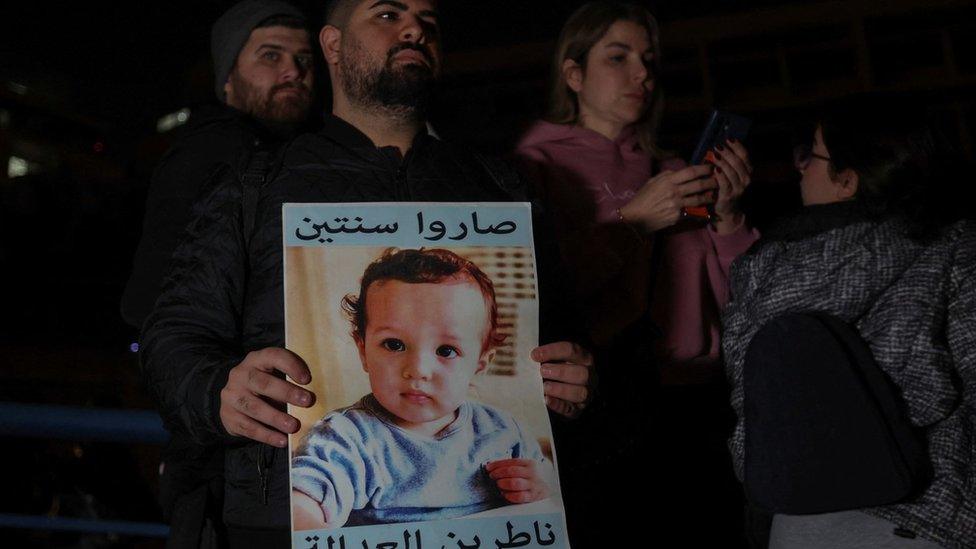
[341,248,505,352]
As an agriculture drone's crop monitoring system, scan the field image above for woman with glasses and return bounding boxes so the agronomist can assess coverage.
[513,1,759,544]
[722,94,975,548]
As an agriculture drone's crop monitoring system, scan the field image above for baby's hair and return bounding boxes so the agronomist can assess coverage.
[342,248,505,352]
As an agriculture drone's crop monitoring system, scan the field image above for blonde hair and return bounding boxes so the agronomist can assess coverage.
[545,1,665,158]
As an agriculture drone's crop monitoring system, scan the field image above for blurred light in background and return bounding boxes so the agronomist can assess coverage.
[7,156,30,178]
[6,81,29,95]
[156,108,191,133]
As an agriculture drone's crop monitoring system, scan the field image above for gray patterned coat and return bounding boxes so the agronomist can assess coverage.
[722,206,976,549]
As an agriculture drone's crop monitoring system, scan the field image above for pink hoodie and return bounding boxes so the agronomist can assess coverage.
[515,120,759,383]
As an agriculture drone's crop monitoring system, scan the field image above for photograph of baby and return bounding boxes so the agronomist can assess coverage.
[284,210,564,544]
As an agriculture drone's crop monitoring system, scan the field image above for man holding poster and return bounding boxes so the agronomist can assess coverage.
[140,1,592,547]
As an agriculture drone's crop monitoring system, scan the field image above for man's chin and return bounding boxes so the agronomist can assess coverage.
[374,69,434,108]
[267,97,311,124]
[395,63,435,81]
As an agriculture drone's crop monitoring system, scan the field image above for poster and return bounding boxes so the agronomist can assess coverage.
[284,203,569,549]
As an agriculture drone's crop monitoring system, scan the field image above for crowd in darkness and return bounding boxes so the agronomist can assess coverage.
[1,1,974,548]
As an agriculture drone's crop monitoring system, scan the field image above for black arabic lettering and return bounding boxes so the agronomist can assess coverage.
[346,216,391,234]
[338,217,362,234]
[494,521,531,549]
[417,210,447,241]
[491,219,516,234]
[319,217,363,234]
[314,221,334,234]
[402,529,422,549]
[426,220,446,241]
[349,217,372,233]
[472,212,491,234]
[471,212,517,235]
[298,216,400,243]
[533,522,555,546]
[327,535,346,549]
[305,534,320,549]
[448,222,468,241]
[296,217,323,241]
[302,222,334,243]
[444,531,480,549]
[321,218,344,234]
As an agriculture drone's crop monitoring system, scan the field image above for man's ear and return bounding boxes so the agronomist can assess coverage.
[355,334,368,373]
[562,58,583,93]
[320,25,342,65]
[835,168,860,201]
[223,77,235,107]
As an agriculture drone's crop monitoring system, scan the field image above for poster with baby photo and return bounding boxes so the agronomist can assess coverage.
[284,203,569,549]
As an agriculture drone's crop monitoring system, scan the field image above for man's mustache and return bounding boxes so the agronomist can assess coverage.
[270,81,311,97]
[387,42,434,66]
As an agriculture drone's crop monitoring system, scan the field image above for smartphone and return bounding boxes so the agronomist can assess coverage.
[684,110,752,220]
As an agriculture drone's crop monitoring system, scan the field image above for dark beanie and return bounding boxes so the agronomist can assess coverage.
[211,0,307,101]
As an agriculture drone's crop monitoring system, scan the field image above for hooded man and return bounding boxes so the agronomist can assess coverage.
[121,3,319,548]
[122,0,316,330]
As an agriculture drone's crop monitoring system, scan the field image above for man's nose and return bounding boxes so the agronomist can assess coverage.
[398,14,427,44]
[279,55,304,82]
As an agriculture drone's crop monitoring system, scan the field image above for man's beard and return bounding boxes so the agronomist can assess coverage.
[339,37,436,116]
[227,72,311,125]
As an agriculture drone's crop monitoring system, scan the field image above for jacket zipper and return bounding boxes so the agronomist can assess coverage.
[394,164,407,201]
[395,140,419,201]
[257,445,273,505]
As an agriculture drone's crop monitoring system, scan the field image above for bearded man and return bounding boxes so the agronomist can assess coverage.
[121,2,317,548]
[122,0,316,330]
[140,1,594,547]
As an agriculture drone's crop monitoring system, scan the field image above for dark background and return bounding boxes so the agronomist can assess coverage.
[3,0,976,546]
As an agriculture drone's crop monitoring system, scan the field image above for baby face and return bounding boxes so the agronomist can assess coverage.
[356,278,491,436]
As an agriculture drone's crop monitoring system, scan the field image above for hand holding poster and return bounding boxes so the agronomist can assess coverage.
[284,203,570,549]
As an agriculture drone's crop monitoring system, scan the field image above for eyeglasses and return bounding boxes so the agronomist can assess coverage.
[793,143,831,171]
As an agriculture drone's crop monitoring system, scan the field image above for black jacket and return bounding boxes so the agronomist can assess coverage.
[140,115,574,533]
[121,104,298,330]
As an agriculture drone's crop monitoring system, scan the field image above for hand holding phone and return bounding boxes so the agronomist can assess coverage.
[619,165,718,232]
[684,110,752,220]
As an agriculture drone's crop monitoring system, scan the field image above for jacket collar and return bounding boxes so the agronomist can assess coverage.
[766,201,868,242]
[321,113,376,149]
[320,114,433,165]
